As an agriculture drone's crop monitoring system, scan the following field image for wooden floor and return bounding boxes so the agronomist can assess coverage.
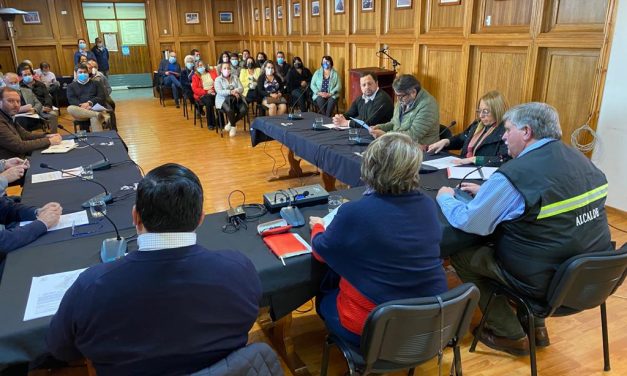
[53,93,627,375]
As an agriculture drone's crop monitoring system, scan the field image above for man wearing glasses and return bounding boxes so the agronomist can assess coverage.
[369,74,439,145]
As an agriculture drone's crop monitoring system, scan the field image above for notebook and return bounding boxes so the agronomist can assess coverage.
[262,232,312,266]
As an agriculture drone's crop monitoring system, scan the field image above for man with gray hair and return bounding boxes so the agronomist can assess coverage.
[436,102,611,356]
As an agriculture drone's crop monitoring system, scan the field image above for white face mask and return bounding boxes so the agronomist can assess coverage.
[265,68,274,75]
[92,68,98,75]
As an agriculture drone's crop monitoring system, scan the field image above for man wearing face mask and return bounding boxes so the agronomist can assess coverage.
[16,65,59,133]
[66,64,111,132]
[229,52,241,78]
[91,37,110,77]
[158,51,183,108]
[73,38,96,66]
[0,87,61,160]
[190,49,201,63]
[370,74,439,145]
[274,51,290,83]
[180,55,197,110]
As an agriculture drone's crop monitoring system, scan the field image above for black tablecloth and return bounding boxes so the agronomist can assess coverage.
[18,132,141,247]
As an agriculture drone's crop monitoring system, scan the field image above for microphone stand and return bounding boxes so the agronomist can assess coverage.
[379,49,401,72]
[98,209,128,263]
[57,125,111,170]
[39,163,113,208]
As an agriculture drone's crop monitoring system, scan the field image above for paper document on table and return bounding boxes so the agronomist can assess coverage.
[20,210,89,231]
[91,103,107,112]
[321,123,349,130]
[447,166,498,180]
[323,206,339,227]
[350,117,370,131]
[23,268,87,321]
[41,140,77,154]
[31,167,83,184]
[422,156,462,170]
[14,113,40,119]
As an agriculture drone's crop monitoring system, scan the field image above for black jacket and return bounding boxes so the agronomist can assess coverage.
[344,89,394,128]
[447,120,510,166]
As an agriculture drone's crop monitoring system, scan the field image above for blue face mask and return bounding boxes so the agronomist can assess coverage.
[79,43,86,49]
[168,57,176,64]
[277,57,284,65]
[197,67,205,74]
[322,62,330,70]
[8,84,20,90]
[186,62,194,70]
[22,76,33,84]
[194,55,200,61]
[231,59,239,67]
[77,73,89,83]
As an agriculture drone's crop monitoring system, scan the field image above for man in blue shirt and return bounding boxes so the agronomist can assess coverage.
[437,102,611,357]
[157,51,183,108]
[47,163,262,375]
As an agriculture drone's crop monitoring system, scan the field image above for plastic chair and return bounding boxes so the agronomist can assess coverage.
[470,244,627,376]
[321,283,480,376]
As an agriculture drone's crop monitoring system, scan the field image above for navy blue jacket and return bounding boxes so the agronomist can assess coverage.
[0,197,46,255]
[91,46,110,72]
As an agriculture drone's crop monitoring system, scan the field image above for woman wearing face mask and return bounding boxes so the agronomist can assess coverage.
[286,57,312,113]
[256,52,267,69]
[229,53,241,78]
[191,60,218,129]
[218,51,231,67]
[214,63,247,137]
[73,38,96,66]
[258,60,287,116]
[370,74,440,145]
[240,58,261,104]
[180,55,197,108]
[311,55,341,117]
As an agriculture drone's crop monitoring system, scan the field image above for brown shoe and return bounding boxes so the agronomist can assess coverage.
[474,327,530,356]
[533,326,550,348]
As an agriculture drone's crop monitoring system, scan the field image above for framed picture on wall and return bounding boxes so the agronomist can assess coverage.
[334,0,345,14]
[219,11,233,23]
[361,0,374,11]
[277,5,283,19]
[185,12,200,24]
[254,8,259,21]
[294,3,301,17]
[312,1,320,16]
[22,11,41,24]
[395,0,412,9]
[265,7,270,20]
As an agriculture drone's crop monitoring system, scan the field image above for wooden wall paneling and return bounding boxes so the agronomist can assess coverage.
[383,0,418,34]
[543,0,609,33]
[263,41,274,56]
[305,41,323,70]
[305,0,322,35]
[351,0,376,35]
[350,43,379,70]
[475,0,534,33]
[60,44,78,75]
[108,45,152,74]
[288,0,302,35]
[179,41,210,62]
[275,0,286,35]
[326,0,348,35]
[274,41,286,59]
[214,41,243,63]
[419,44,463,126]
[7,0,55,41]
[287,41,304,61]
[16,45,59,71]
[533,48,600,144]
[327,42,348,106]
[155,0,174,37]
[261,0,273,36]
[422,0,464,34]
[176,0,208,37]
[213,0,241,36]
[0,47,15,73]
[380,44,415,76]
[465,46,528,126]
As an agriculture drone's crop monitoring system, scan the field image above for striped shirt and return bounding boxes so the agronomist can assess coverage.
[137,232,197,252]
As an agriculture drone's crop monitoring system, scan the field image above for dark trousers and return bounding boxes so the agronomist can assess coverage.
[199,94,216,127]
[163,75,182,103]
[450,245,544,339]
[319,289,362,347]
[220,96,248,126]
[315,96,336,117]
[291,88,309,112]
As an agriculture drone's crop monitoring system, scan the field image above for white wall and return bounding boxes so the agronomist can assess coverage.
[592,0,627,211]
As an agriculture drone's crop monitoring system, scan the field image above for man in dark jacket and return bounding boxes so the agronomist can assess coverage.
[158,51,183,107]
[17,63,59,133]
[332,71,393,129]
[66,64,110,131]
[91,37,110,76]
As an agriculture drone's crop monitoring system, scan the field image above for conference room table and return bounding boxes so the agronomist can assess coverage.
[0,129,484,374]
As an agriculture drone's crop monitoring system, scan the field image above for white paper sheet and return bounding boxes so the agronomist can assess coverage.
[31,167,83,184]
[447,166,498,180]
[321,123,349,130]
[14,112,40,119]
[349,117,371,130]
[23,268,87,321]
[41,140,77,154]
[91,103,107,112]
[422,156,462,170]
[20,210,89,231]
[323,206,339,227]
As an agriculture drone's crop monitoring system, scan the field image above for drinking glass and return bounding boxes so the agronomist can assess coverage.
[314,117,324,129]
[348,128,359,141]
[89,199,107,218]
[81,166,94,180]
[328,194,343,213]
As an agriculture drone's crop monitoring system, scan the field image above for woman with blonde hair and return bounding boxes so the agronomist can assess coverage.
[428,90,510,166]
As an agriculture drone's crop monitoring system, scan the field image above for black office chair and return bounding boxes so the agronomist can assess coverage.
[155,75,173,107]
[470,244,627,376]
[192,100,205,129]
[321,283,480,376]
[189,342,283,376]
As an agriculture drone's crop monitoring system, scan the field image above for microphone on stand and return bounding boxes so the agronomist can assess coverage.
[57,125,111,170]
[57,125,114,140]
[453,160,498,203]
[378,44,389,53]
[438,120,457,137]
[96,209,127,263]
[287,83,310,120]
[39,163,113,208]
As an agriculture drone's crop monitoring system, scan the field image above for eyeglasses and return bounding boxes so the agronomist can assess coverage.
[395,92,410,100]
[475,109,491,116]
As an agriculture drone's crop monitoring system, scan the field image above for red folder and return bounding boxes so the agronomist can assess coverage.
[262,232,312,266]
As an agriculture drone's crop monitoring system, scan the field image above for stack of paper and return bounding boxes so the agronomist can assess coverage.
[32,167,83,183]
[41,140,77,154]
[23,268,87,321]
[20,210,89,231]
[422,156,462,170]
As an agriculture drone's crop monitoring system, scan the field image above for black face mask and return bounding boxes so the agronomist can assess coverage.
[294,62,302,68]
[257,59,265,66]
[246,62,254,69]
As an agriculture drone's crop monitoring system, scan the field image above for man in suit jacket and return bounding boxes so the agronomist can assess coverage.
[332,71,394,129]
[158,51,183,107]
[0,87,61,160]
[47,163,262,376]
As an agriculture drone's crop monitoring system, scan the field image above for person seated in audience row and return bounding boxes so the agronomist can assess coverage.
[286,56,312,113]
[241,49,251,65]
[370,74,439,145]
[91,37,110,77]
[332,71,393,129]
[180,54,197,108]
[311,55,342,117]
[437,102,612,356]
[0,88,61,160]
[16,64,59,133]
[47,163,262,375]
[73,38,96,66]
[87,60,112,97]
[428,90,510,166]
[157,51,182,108]
[274,51,290,84]
[309,133,447,346]
[218,50,231,67]
[229,52,241,78]
[215,63,247,137]
[34,62,60,94]
[6,69,58,135]
[190,48,202,63]
[256,52,268,68]
[66,64,111,132]
[191,60,218,129]
[240,57,261,105]
[259,60,287,116]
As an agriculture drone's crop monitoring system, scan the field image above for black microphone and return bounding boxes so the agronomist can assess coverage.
[39,163,113,208]
[287,83,310,120]
[57,125,111,171]
[439,120,457,136]
[453,160,499,203]
[97,209,127,263]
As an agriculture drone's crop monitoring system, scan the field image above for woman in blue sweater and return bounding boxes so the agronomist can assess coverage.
[309,133,447,346]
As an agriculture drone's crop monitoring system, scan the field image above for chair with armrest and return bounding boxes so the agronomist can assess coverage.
[321,283,480,376]
[470,244,627,376]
